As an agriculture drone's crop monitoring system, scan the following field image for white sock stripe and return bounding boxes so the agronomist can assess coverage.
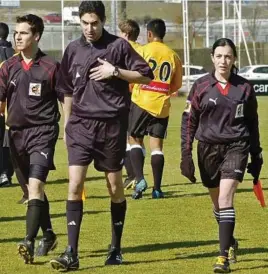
[151,150,164,156]
[220,215,236,219]
[219,209,235,212]
[130,145,143,150]
[126,143,131,151]
[219,220,235,223]
[220,211,235,215]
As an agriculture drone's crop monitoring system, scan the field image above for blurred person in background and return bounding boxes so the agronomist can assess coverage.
[0,22,15,187]
[128,18,182,199]
[118,19,146,191]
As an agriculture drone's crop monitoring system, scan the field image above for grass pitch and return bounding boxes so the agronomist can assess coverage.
[0,96,268,274]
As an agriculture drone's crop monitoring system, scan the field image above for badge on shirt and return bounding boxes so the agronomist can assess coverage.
[235,103,244,118]
[29,83,42,96]
[184,100,191,113]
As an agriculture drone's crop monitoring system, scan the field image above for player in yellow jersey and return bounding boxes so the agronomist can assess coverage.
[129,18,182,199]
[118,19,146,190]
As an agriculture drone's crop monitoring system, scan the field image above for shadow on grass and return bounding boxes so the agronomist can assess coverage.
[237,187,268,194]
[162,182,201,187]
[175,247,268,260]
[51,195,111,203]
[49,175,106,185]
[0,233,66,244]
[91,240,219,255]
[233,265,268,272]
[0,210,108,223]
[138,190,208,199]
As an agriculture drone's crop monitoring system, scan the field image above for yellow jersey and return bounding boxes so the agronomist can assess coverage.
[128,40,144,57]
[131,41,182,118]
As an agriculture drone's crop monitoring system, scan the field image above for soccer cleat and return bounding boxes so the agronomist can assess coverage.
[17,239,35,264]
[132,179,148,200]
[228,239,238,264]
[105,246,123,265]
[123,177,136,190]
[152,189,164,199]
[17,196,29,205]
[0,173,11,187]
[213,256,231,273]
[35,232,58,256]
[50,246,79,271]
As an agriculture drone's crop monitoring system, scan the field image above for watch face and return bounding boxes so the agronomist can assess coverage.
[113,67,119,76]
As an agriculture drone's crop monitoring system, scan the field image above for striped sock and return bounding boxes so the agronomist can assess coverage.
[219,207,235,257]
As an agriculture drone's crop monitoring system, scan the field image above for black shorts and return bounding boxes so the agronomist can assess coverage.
[3,129,10,148]
[66,115,127,172]
[9,124,59,172]
[128,102,168,139]
[197,140,249,188]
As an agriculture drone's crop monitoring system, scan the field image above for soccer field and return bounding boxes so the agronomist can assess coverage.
[0,96,268,274]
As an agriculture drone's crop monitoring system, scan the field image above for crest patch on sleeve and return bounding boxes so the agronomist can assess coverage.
[184,100,191,113]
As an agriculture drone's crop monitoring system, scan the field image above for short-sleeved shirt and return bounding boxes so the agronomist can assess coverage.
[56,29,154,119]
[131,41,182,118]
[0,49,61,129]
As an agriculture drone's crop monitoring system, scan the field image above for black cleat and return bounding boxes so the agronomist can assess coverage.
[35,232,58,256]
[50,246,79,271]
[0,173,12,187]
[105,246,123,265]
[17,239,35,264]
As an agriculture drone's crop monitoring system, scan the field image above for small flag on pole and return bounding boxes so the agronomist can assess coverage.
[253,179,266,208]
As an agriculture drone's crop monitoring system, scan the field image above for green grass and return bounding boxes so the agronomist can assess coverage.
[1,96,268,273]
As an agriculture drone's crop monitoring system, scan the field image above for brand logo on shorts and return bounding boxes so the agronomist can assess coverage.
[209,97,218,105]
[120,159,124,165]
[234,169,243,174]
[76,71,81,78]
[40,151,49,159]
[68,221,76,226]
[235,104,244,118]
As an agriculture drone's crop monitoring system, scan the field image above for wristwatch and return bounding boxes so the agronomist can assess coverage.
[113,66,119,77]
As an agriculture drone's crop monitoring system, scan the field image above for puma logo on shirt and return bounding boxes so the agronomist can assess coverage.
[209,98,218,105]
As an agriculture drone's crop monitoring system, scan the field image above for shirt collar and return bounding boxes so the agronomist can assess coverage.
[209,71,235,86]
[18,48,45,64]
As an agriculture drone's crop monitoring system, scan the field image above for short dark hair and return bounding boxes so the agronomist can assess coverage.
[79,1,105,22]
[118,19,140,41]
[0,22,9,40]
[147,18,166,39]
[211,38,237,58]
[16,14,44,40]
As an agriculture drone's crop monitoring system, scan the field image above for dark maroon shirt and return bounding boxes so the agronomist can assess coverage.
[0,50,61,128]
[181,73,261,156]
[56,29,154,119]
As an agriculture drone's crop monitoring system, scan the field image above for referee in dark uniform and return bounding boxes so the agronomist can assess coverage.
[0,15,61,264]
[49,1,153,272]
[180,38,263,273]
